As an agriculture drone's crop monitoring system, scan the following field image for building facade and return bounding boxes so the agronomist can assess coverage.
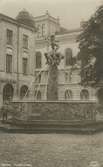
[34,11,97,101]
[0,10,36,106]
[0,10,97,106]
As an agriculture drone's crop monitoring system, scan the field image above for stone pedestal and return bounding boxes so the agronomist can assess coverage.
[47,65,58,101]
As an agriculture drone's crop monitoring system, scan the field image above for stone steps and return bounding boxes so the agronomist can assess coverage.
[0,119,103,134]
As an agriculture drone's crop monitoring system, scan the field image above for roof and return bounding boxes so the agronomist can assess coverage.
[16,9,35,28]
[56,27,81,35]
[33,11,59,24]
[0,12,35,31]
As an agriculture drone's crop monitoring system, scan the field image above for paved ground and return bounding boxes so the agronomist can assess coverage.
[0,133,103,167]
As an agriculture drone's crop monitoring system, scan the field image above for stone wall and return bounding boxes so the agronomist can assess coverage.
[12,101,97,121]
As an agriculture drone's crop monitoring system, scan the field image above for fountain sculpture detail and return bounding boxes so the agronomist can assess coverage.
[45,35,64,100]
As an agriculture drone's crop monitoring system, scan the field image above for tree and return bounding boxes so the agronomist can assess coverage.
[77,5,103,85]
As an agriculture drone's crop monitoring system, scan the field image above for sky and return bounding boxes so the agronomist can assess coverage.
[0,0,102,29]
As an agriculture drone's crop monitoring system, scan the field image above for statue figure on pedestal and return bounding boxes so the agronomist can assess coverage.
[45,35,64,101]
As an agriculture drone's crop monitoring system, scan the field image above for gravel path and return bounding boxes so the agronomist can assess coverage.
[0,133,102,167]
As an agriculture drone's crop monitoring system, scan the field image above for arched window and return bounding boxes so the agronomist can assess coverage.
[34,90,41,100]
[80,89,89,100]
[3,84,14,102]
[65,89,72,100]
[20,85,29,99]
[35,51,42,69]
[65,48,73,66]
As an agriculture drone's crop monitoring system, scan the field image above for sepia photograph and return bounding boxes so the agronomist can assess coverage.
[0,0,103,166]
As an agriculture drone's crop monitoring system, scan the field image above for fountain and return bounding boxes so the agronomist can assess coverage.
[45,35,63,100]
[6,35,98,133]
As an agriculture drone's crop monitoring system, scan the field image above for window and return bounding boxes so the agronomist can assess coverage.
[37,74,41,83]
[7,29,13,45]
[38,74,41,83]
[34,90,41,100]
[80,89,89,100]
[37,25,41,38]
[35,72,41,83]
[20,85,29,99]
[6,54,12,73]
[97,88,103,103]
[23,34,28,49]
[65,89,73,100]
[42,24,45,37]
[35,52,42,68]
[65,48,73,66]
[22,58,28,75]
[65,72,68,82]
[3,84,14,102]
[65,72,72,82]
